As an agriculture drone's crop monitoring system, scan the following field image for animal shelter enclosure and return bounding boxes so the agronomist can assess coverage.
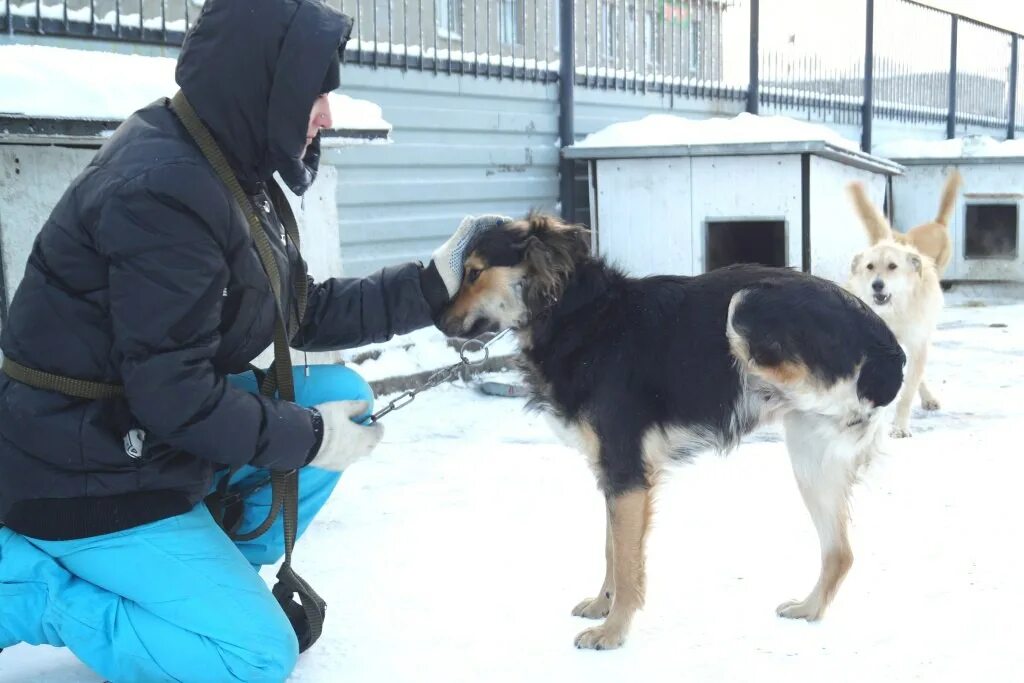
[886,155,1024,282]
[565,138,903,285]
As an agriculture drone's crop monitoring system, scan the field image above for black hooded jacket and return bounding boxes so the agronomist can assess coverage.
[0,0,448,540]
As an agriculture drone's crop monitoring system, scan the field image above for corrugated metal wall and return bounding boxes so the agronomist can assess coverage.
[321,67,560,276]
[318,65,749,276]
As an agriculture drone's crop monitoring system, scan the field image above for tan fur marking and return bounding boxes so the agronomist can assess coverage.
[760,360,810,385]
[574,488,652,650]
[444,263,516,319]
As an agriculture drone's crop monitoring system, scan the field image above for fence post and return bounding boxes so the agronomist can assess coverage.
[558,0,577,221]
[747,0,759,114]
[947,15,958,139]
[862,0,874,153]
[1009,36,1019,140]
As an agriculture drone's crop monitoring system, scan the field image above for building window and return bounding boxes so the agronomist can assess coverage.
[706,220,787,272]
[965,203,1019,259]
[436,0,461,39]
[501,0,523,45]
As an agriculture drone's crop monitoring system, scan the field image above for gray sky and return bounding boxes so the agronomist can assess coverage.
[923,1,1024,34]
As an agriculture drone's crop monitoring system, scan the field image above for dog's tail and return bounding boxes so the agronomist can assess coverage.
[847,181,892,244]
[934,169,962,226]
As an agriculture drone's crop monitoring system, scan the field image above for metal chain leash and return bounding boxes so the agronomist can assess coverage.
[368,328,512,423]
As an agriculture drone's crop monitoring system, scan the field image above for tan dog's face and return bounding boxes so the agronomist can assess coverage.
[439,215,591,338]
[849,242,923,309]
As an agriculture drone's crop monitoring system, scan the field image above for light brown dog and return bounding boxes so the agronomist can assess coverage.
[847,170,961,275]
[847,186,946,438]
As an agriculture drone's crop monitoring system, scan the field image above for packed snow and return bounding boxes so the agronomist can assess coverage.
[574,112,861,152]
[875,135,1024,160]
[0,45,392,133]
[3,298,1023,682]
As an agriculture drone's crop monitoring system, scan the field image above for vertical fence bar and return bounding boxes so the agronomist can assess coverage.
[386,0,392,67]
[747,0,758,113]
[1010,35,1019,139]
[536,0,544,79]
[458,0,464,73]
[161,0,166,42]
[486,0,490,75]
[372,0,379,66]
[356,0,363,65]
[402,0,408,70]
[584,0,590,84]
[89,0,95,35]
[473,0,477,74]
[862,0,874,152]
[947,15,957,138]
[446,0,452,73]
[559,0,576,221]
[641,0,646,92]
[432,0,438,73]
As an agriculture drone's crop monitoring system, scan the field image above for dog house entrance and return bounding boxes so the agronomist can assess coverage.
[706,220,787,272]
[965,204,1019,259]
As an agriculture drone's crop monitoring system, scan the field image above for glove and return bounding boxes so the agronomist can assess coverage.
[430,214,512,297]
[306,401,383,472]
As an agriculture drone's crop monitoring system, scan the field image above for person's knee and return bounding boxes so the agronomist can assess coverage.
[227,608,299,683]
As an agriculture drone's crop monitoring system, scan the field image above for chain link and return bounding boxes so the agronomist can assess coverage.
[368,329,512,423]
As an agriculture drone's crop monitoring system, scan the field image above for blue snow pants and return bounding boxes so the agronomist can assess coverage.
[0,364,373,683]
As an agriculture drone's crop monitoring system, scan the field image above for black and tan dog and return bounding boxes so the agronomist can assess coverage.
[440,214,906,650]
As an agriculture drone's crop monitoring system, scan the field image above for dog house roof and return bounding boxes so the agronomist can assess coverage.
[564,113,904,176]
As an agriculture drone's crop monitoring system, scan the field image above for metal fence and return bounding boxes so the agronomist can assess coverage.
[573,0,748,100]
[757,0,864,124]
[3,0,1023,136]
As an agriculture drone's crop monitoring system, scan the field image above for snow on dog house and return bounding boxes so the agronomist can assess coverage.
[876,136,1024,282]
[564,113,903,285]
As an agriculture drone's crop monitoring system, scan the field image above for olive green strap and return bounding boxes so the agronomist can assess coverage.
[1,357,123,400]
[170,91,325,647]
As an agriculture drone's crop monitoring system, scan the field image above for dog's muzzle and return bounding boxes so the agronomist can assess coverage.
[871,279,891,305]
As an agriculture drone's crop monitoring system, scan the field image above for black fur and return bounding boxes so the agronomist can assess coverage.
[461,223,906,496]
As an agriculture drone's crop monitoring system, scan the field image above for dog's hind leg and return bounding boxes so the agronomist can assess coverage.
[777,410,857,622]
[574,486,652,650]
[572,504,614,619]
[918,377,940,411]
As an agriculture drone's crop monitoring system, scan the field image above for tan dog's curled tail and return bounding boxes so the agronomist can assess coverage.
[935,169,962,226]
[847,181,893,245]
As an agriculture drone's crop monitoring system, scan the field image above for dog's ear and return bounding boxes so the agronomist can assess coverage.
[850,253,863,274]
[521,213,591,311]
[907,252,922,274]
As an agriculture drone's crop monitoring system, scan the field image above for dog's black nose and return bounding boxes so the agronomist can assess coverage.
[871,279,885,292]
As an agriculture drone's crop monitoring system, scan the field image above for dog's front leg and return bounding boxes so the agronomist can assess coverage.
[572,504,614,619]
[892,343,929,438]
[574,487,651,650]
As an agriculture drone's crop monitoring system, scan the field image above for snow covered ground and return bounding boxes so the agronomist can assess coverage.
[3,299,1023,682]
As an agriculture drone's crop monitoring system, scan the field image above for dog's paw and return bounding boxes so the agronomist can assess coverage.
[572,594,612,619]
[776,598,824,622]
[574,624,626,650]
[921,397,941,411]
[890,425,912,439]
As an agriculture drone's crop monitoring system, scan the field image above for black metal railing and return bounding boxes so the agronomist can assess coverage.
[573,0,748,101]
[3,0,1023,136]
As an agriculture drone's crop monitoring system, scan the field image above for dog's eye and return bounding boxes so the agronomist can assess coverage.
[866,263,874,271]
[888,262,897,271]
[466,268,483,284]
